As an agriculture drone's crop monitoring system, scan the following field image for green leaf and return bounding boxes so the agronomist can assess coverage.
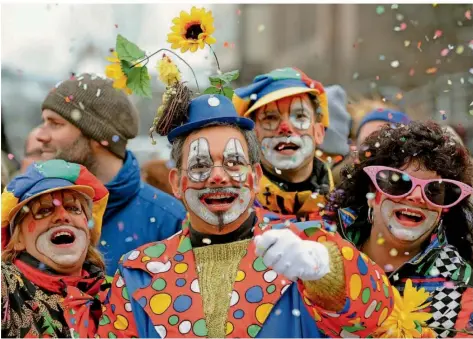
[203,86,221,95]
[209,77,223,87]
[222,86,234,100]
[116,34,145,62]
[127,66,152,98]
[221,70,239,83]
[120,60,133,77]
[414,320,422,333]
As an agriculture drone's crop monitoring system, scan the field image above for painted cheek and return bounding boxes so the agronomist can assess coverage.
[28,221,36,233]
[375,191,383,205]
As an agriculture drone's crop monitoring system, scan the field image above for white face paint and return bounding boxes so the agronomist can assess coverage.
[289,98,312,130]
[36,225,88,266]
[380,200,439,241]
[261,135,314,170]
[185,187,252,227]
[187,138,213,182]
[223,138,249,182]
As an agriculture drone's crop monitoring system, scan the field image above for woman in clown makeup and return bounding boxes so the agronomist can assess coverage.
[325,120,473,338]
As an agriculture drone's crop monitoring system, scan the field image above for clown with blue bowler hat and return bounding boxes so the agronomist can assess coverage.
[62,12,394,338]
[233,67,338,222]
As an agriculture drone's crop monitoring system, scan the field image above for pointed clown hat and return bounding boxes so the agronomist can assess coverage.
[1,159,109,249]
[233,67,330,128]
[167,94,254,142]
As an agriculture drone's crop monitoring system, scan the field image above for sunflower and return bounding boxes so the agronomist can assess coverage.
[167,6,217,53]
[105,51,132,94]
[156,54,181,86]
[373,279,435,338]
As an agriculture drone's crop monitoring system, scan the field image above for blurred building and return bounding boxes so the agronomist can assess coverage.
[2,3,472,164]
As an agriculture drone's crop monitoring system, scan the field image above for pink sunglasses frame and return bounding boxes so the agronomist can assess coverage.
[363,165,473,209]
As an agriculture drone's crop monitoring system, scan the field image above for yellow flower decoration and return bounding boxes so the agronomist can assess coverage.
[156,54,181,86]
[105,51,132,94]
[167,6,217,53]
[374,279,435,338]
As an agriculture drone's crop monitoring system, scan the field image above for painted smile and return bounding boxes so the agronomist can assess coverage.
[393,208,426,227]
[199,191,239,212]
[274,142,300,155]
[50,227,76,247]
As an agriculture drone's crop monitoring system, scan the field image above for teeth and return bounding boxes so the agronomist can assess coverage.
[400,211,422,218]
[53,231,72,239]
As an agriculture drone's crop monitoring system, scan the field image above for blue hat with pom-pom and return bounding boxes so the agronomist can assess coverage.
[167,94,254,142]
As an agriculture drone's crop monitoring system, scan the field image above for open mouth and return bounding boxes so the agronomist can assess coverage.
[394,208,426,226]
[199,192,239,212]
[274,142,300,153]
[50,229,76,246]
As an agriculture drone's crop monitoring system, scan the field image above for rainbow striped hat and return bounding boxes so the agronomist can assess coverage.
[233,67,330,128]
[1,159,109,249]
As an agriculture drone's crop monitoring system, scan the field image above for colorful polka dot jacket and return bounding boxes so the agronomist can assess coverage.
[63,208,395,338]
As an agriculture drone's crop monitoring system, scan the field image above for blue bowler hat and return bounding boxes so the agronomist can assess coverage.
[167,94,255,142]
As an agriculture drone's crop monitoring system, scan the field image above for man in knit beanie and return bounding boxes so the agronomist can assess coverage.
[37,73,186,276]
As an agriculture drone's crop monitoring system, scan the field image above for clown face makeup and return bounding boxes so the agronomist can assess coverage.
[261,135,314,170]
[369,163,443,249]
[254,94,324,173]
[17,190,91,275]
[380,200,439,241]
[171,126,260,234]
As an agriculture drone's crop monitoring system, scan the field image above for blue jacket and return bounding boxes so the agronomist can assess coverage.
[98,151,186,275]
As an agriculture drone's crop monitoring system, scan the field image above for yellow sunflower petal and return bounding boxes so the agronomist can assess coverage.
[171,43,181,50]
[172,17,181,25]
[106,52,120,63]
[113,76,127,90]
[198,40,205,49]
[205,36,217,45]
[179,10,191,22]
[189,43,198,53]
[204,24,215,35]
[180,44,189,53]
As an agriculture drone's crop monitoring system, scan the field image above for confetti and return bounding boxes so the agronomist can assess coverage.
[352,72,359,80]
[7,153,14,160]
[384,264,394,271]
[389,248,398,257]
[275,309,282,316]
[426,67,438,74]
[112,135,120,142]
[22,206,30,213]
[118,221,125,231]
[466,9,472,20]
[376,6,385,15]
[125,236,133,242]
[249,93,257,100]
[71,109,82,121]
[404,40,411,47]
[257,24,265,32]
[79,102,85,110]
[429,267,440,277]
[404,252,410,256]
[202,238,212,245]
[292,309,301,317]
[395,13,404,21]
[347,174,352,179]
[409,68,415,76]
[317,203,325,209]
[100,240,107,246]
[315,150,323,157]
[390,60,400,68]
[393,273,399,281]
[375,142,380,148]
[440,48,449,57]
[150,217,156,223]
[377,237,385,245]
[275,168,282,175]
[444,281,455,289]
[433,30,443,39]
[101,140,109,146]
[366,192,376,200]
[96,89,101,97]
[53,199,62,206]
[88,219,95,228]
[83,84,88,90]
[400,23,407,30]
[391,4,399,9]
[263,217,269,223]
[456,45,464,54]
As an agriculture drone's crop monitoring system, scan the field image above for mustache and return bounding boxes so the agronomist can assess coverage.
[195,187,242,198]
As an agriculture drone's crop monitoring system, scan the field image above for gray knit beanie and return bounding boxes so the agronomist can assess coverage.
[319,85,351,156]
[41,73,139,159]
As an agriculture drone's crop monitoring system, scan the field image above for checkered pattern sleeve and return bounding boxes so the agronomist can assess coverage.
[296,227,395,338]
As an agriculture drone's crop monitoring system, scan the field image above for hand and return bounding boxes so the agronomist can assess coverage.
[254,229,330,281]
